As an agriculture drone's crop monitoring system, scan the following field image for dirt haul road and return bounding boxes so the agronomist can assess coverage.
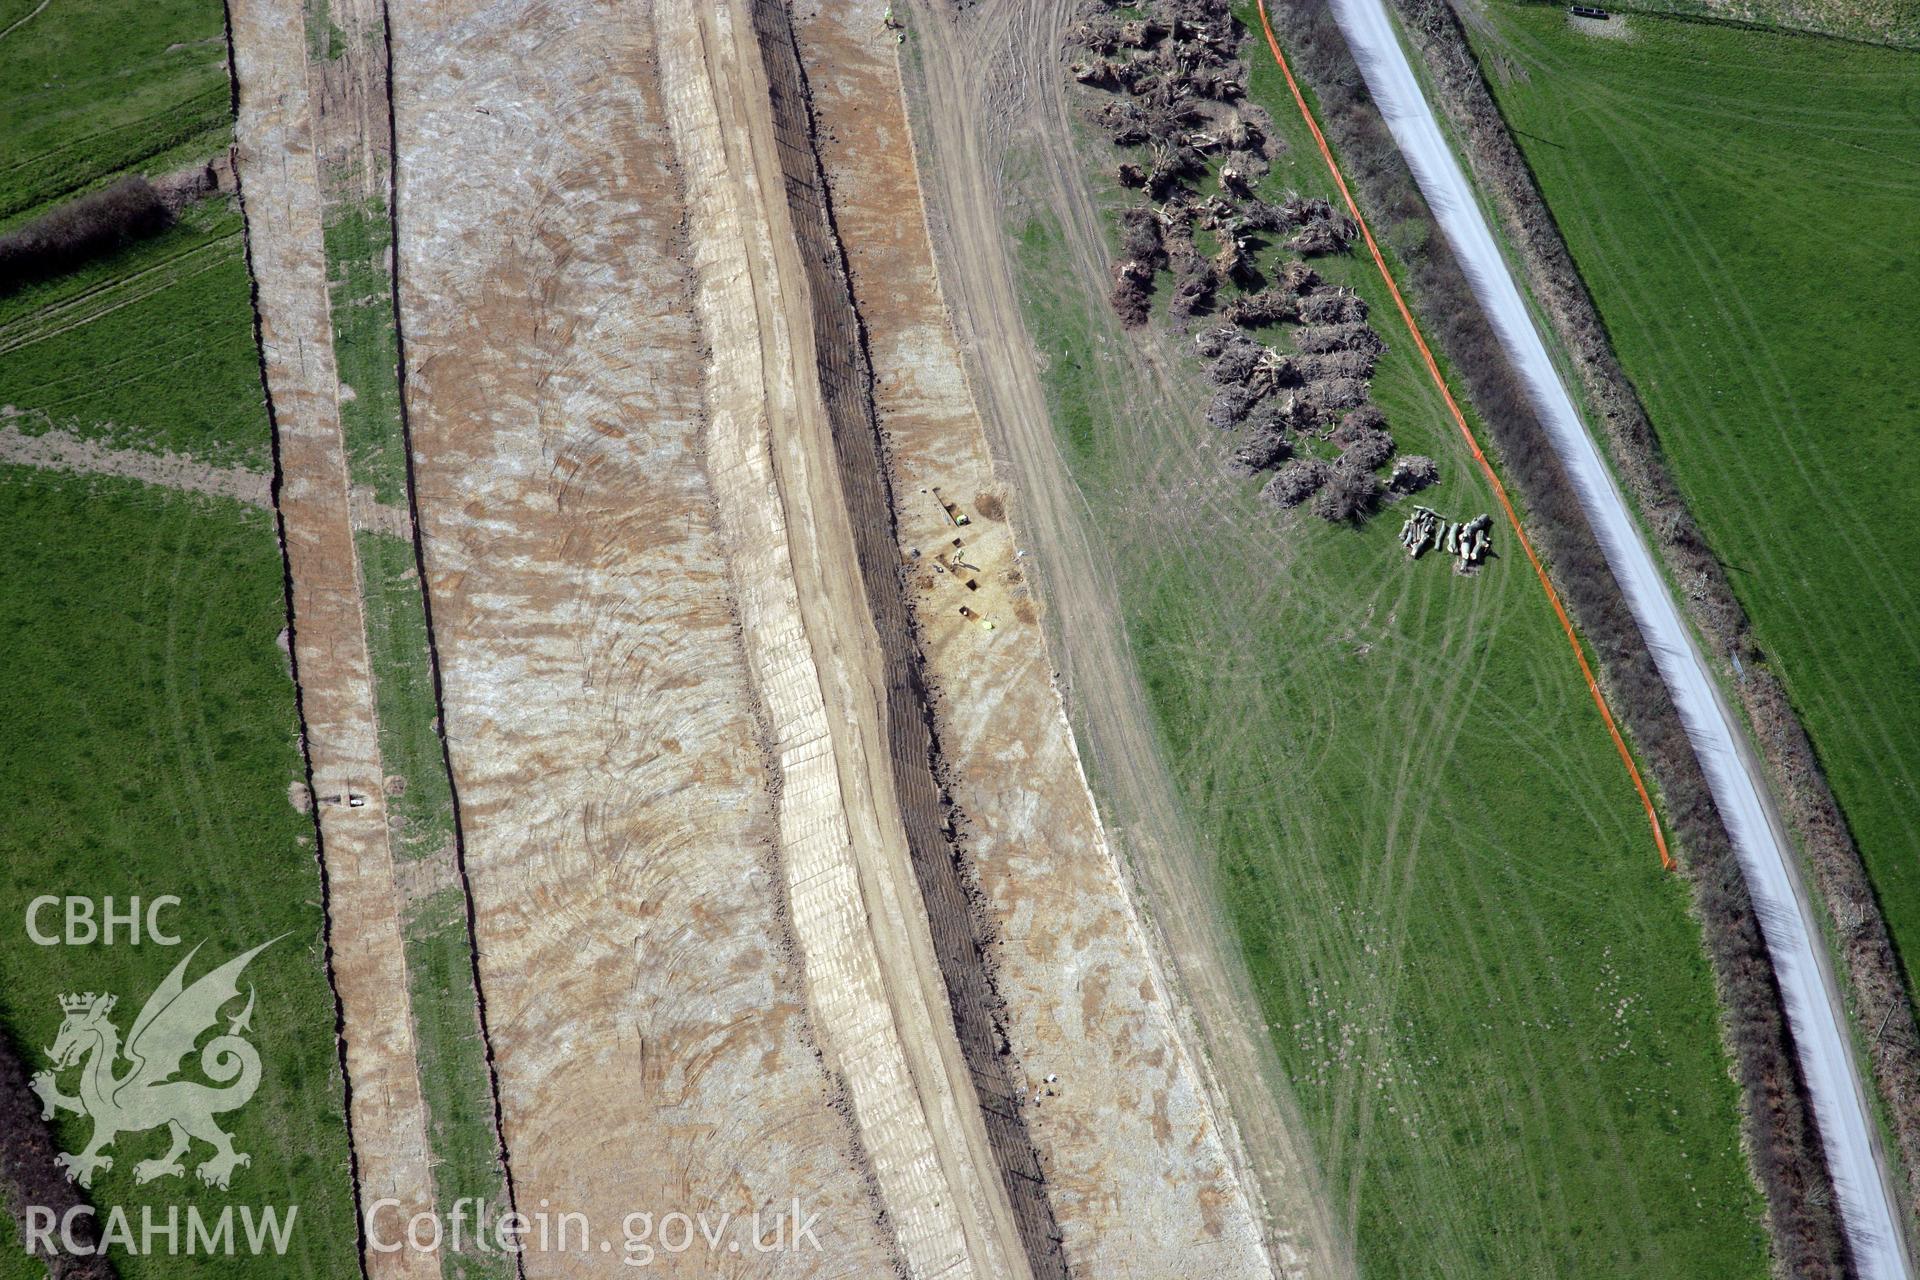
[227,3,440,1274]
[791,2,1288,1276]
[897,0,1352,1274]
[385,1,917,1275]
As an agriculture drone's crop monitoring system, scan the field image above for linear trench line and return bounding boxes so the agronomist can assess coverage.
[1253,0,1671,870]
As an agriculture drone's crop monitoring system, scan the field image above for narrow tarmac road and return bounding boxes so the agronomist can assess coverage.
[1325,0,1911,1271]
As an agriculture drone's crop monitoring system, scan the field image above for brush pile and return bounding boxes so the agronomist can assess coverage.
[1068,0,1435,525]
[0,176,170,293]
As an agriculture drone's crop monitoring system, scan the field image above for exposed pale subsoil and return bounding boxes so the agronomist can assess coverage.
[791,3,1288,1275]
[226,3,440,1274]
[657,4,1028,1277]
[752,0,1094,1274]
[385,2,895,1274]
[895,1,1354,1273]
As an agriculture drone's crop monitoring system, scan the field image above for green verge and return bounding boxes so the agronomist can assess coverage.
[354,523,507,1280]
[0,471,358,1279]
[0,0,232,221]
[324,174,508,1277]
[1458,3,1920,1004]
[326,201,411,508]
[998,13,1772,1275]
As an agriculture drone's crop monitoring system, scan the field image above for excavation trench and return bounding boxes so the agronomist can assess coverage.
[226,3,443,1274]
[382,2,901,1274]
[742,2,1071,1275]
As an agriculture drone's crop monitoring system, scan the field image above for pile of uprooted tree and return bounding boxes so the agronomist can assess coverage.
[1068,0,1435,523]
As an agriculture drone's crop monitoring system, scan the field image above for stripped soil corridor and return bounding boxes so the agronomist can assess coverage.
[658,2,1018,1273]
[365,0,528,1259]
[748,3,1069,1274]
[384,3,903,1274]
[226,1,441,1274]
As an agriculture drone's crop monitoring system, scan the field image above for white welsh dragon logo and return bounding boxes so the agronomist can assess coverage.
[29,939,277,1191]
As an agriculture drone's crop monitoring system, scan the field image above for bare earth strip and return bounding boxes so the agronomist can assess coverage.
[657,5,1021,1278]
[791,4,1291,1276]
[750,2,1098,1272]
[0,421,270,508]
[0,422,408,532]
[895,0,1354,1273]
[226,4,441,1277]
[386,1,896,1274]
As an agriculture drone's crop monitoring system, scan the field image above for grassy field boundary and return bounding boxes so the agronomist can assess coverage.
[1386,0,1920,1243]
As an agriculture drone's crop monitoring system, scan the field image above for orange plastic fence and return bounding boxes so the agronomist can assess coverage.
[1253,0,1673,870]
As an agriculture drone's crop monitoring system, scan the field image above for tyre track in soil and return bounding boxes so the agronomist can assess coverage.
[789,1,1291,1275]
[384,2,898,1274]
[1326,0,1909,1267]
[897,2,1355,1274]
[0,423,413,531]
[225,2,441,1275]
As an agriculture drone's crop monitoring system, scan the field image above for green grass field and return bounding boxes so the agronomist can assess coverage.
[0,0,231,221]
[1458,2,1920,1006]
[0,199,273,469]
[0,1,370,1273]
[0,472,359,1278]
[1000,10,1774,1272]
